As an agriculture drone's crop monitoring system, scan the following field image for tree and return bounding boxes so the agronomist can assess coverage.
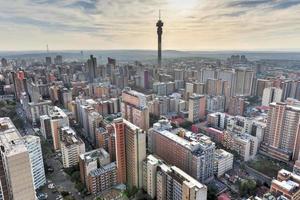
[239,179,257,197]
[207,185,217,200]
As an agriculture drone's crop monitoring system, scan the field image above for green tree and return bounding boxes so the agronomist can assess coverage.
[239,179,257,197]
[207,185,217,200]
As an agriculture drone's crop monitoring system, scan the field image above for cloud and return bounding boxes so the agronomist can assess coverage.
[0,0,299,50]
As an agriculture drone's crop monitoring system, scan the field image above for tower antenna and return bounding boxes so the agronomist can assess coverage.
[159,9,161,20]
[46,44,49,54]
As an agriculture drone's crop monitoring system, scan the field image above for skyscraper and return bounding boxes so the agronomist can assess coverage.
[23,135,46,190]
[87,55,97,83]
[156,10,163,68]
[114,118,146,189]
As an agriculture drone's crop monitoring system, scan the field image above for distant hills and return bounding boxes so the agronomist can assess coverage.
[0,50,300,61]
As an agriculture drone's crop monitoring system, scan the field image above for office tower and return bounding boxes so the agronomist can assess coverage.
[1,58,7,67]
[156,11,163,68]
[47,106,69,150]
[256,79,273,97]
[270,169,300,199]
[45,56,52,65]
[228,96,245,116]
[88,111,102,146]
[0,118,36,200]
[121,88,149,130]
[261,102,300,162]
[23,135,46,189]
[40,115,51,139]
[60,127,85,168]
[149,120,215,182]
[87,55,97,83]
[214,149,233,177]
[114,118,146,189]
[262,87,283,106]
[188,93,206,122]
[143,155,207,200]
[235,68,254,96]
[79,148,117,195]
[54,55,63,65]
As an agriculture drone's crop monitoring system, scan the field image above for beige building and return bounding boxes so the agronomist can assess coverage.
[0,117,36,200]
[60,127,85,168]
[188,93,206,122]
[214,149,233,177]
[121,88,149,131]
[261,102,300,162]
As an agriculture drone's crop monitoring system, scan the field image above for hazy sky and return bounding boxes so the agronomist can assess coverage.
[1,0,300,51]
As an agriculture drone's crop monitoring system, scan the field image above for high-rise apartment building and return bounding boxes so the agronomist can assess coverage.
[121,88,149,130]
[228,96,245,116]
[0,118,36,200]
[148,120,215,183]
[255,79,273,97]
[41,106,69,150]
[114,118,146,189]
[60,127,85,168]
[143,155,207,200]
[188,94,206,122]
[261,102,300,162]
[23,135,46,190]
[262,87,283,106]
[235,68,254,96]
[88,111,102,146]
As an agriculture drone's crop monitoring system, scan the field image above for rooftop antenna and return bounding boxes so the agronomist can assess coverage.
[159,9,161,20]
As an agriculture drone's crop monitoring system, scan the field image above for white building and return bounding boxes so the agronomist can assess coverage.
[23,135,46,189]
[214,149,233,177]
[262,87,283,106]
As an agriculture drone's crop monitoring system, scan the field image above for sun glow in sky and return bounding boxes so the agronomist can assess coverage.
[0,0,300,51]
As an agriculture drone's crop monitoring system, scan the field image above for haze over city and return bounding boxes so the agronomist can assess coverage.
[1,0,300,51]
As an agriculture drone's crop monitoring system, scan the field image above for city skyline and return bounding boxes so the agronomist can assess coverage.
[1,0,300,51]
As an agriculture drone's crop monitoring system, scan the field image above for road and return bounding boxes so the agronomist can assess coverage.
[41,154,85,200]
